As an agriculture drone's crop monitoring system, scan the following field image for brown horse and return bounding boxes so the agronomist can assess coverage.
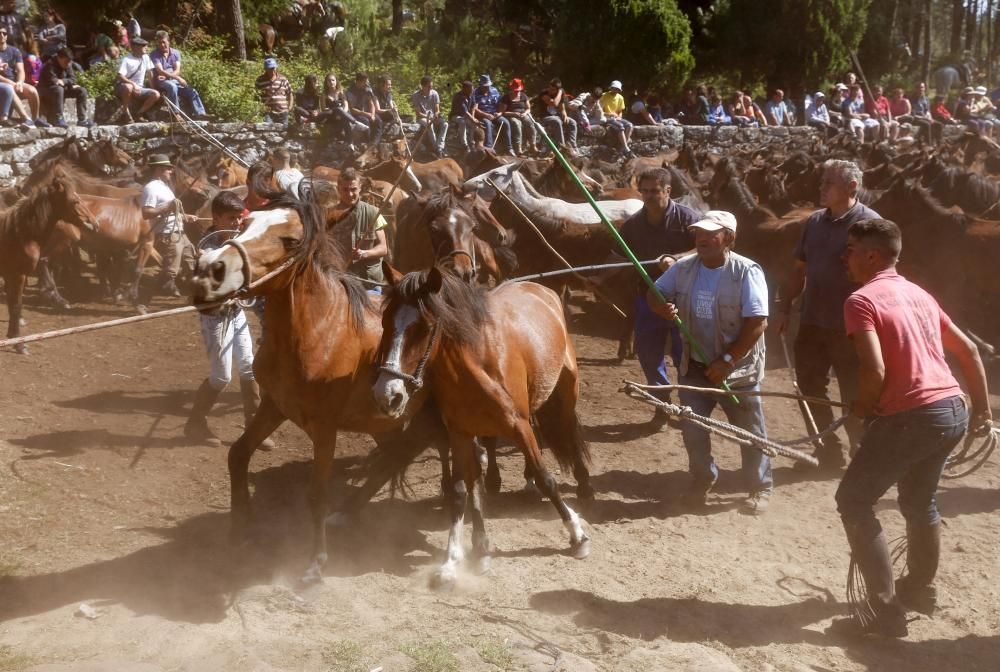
[1,169,97,353]
[363,156,463,193]
[213,156,249,188]
[190,190,448,584]
[372,266,593,588]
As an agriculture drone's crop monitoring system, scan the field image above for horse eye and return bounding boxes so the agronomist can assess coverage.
[279,236,299,251]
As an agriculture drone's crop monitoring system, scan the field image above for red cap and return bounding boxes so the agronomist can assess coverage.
[508,78,524,92]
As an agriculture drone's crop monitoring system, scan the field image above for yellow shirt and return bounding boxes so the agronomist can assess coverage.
[600,91,625,116]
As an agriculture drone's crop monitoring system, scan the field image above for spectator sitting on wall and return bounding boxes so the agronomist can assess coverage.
[806,91,837,136]
[0,0,26,48]
[373,73,398,126]
[707,93,731,125]
[295,73,321,125]
[20,24,37,85]
[0,24,46,127]
[151,29,208,120]
[599,80,635,158]
[39,46,92,127]
[345,71,381,145]
[764,88,791,127]
[115,36,160,124]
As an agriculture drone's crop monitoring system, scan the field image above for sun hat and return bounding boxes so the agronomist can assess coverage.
[975,85,987,95]
[478,74,492,86]
[131,36,148,46]
[508,78,524,91]
[690,210,737,233]
[609,80,623,91]
[814,91,826,98]
[963,86,975,95]
[147,154,172,167]
[263,57,278,70]
[835,83,848,91]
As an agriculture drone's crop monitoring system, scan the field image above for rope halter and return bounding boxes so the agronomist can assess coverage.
[378,322,440,391]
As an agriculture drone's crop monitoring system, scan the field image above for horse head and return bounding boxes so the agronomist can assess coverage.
[93,139,134,174]
[215,157,245,188]
[463,160,522,200]
[191,204,307,308]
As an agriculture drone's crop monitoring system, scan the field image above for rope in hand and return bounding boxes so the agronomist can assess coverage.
[943,421,998,479]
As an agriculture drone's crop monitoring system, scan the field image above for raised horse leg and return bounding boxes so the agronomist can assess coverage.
[228,394,286,543]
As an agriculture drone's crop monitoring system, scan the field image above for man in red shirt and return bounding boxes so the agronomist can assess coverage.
[833,218,991,637]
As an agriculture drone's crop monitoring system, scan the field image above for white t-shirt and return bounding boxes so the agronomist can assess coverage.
[141,179,179,234]
[118,53,154,87]
[275,168,304,195]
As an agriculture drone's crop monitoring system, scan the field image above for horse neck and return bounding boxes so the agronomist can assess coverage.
[2,186,60,243]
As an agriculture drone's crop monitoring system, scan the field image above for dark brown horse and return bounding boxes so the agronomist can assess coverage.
[1,169,97,353]
[372,266,592,588]
[190,190,448,584]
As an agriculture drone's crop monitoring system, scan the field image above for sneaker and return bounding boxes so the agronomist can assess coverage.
[53,118,68,128]
[19,119,34,129]
[34,118,50,128]
[742,489,772,515]
[77,119,94,128]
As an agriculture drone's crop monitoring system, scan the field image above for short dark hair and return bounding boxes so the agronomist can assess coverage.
[848,218,902,262]
[339,167,360,183]
[637,168,671,190]
[212,190,245,218]
[549,78,562,88]
[420,75,432,87]
[376,73,391,87]
[355,71,368,81]
[55,46,73,60]
[472,126,485,143]
[461,80,473,89]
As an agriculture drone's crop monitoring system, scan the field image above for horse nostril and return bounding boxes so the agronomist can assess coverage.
[388,390,404,412]
[211,260,226,284]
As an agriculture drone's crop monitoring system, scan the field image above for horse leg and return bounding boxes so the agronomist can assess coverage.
[481,436,501,494]
[228,394,286,544]
[3,271,28,355]
[302,430,338,585]
[467,442,492,576]
[512,418,591,559]
[433,430,474,590]
[36,257,71,310]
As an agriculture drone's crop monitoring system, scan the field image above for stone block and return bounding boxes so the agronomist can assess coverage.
[0,127,26,146]
[13,162,31,175]
[631,124,662,141]
[739,126,762,143]
[61,97,96,124]
[11,137,62,162]
[91,125,120,141]
[210,122,245,134]
[0,163,13,179]
[708,125,739,143]
[120,122,165,139]
[254,122,285,132]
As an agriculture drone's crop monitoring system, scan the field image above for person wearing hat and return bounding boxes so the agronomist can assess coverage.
[38,46,93,128]
[115,36,160,124]
[954,85,992,137]
[970,84,996,126]
[472,73,513,155]
[599,80,635,158]
[141,154,199,297]
[255,56,292,126]
[499,77,535,155]
[806,91,836,137]
[647,209,773,514]
[410,75,448,157]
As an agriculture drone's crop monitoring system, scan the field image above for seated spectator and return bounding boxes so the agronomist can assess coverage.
[411,75,448,157]
[115,37,159,124]
[38,46,91,127]
[269,147,303,195]
[828,83,847,126]
[707,93,731,125]
[345,71,381,144]
[21,25,38,85]
[473,73,513,154]
[89,42,119,67]
[319,73,357,141]
[37,7,66,59]
[151,30,207,120]
[728,89,756,126]
[295,73,321,125]
[373,73,397,126]
[630,91,661,125]
[806,91,836,136]
[646,95,664,123]
[866,84,899,143]
[448,79,476,153]
[930,94,960,127]
[464,125,489,168]
[539,77,577,154]
[972,85,996,120]
[599,79,635,158]
[254,56,292,126]
[764,88,791,126]
[842,82,878,141]
[498,77,533,156]
[574,88,601,132]
[676,87,709,125]
[907,81,941,144]
[0,25,45,127]
[955,86,992,138]
[0,0,26,48]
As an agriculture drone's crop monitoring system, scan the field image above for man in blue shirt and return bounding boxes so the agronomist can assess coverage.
[648,210,773,514]
[472,73,513,154]
[150,30,207,119]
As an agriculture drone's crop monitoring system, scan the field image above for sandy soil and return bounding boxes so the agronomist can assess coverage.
[1,285,998,672]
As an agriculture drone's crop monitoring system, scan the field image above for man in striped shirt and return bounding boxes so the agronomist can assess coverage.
[255,57,292,126]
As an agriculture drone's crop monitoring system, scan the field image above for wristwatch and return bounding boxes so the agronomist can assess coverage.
[722,353,734,366]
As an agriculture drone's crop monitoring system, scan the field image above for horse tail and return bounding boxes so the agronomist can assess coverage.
[533,371,591,472]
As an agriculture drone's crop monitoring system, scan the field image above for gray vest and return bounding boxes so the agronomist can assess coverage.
[342,201,384,284]
[671,251,766,388]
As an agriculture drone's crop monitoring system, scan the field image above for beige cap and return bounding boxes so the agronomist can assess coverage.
[690,210,737,233]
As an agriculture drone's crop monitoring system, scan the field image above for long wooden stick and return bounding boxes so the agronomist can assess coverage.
[381,123,429,208]
[486,177,627,319]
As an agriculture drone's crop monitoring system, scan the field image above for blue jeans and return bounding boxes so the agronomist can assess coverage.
[450,115,473,150]
[679,363,773,493]
[0,82,16,117]
[634,295,682,400]
[481,116,512,151]
[156,79,206,116]
[836,395,968,536]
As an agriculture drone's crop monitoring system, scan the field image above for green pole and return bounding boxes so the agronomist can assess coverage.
[533,121,738,401]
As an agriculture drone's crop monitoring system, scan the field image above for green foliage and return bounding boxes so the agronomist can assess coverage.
[475,637,515,670]
[400,641,460,672]
[551,0,695,95]
[321,640,370,672]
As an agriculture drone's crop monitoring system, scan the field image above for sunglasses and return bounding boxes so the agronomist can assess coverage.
[0,32,7,36]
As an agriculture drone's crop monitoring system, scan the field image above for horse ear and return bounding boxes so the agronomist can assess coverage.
[383,261,404,286]
[426,266,443,294]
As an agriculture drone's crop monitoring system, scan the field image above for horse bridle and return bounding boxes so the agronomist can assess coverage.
[378,321,440,391]
[437,245,477,278]
[222,238,254,291]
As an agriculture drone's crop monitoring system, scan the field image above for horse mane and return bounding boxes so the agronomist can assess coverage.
[0,178,62,243]
[893,179,968,226]
[388,267,488,347]
[267,183,373,330]
[719,177,775,224]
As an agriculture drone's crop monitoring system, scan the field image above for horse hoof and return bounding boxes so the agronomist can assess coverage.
[485,474,502,495]
[570,537,592,560]
[430,569,457,592]
[14,344,28,355]
[324,510,358,528]
[576,484,595,502]
[135,304,148,316]
[300,564,324,585]
[473,555,492,576]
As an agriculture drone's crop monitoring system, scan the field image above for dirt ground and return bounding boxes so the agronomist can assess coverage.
[1,285,998,672]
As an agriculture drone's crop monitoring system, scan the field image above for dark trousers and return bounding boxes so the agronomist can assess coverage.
[40,84,87,122]
[794,323,862,452]
[836,396,967,537]
[633,295,682,399]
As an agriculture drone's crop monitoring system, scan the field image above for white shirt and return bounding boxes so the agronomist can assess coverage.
[275,168,304,195]
[118,53,153,87]
[141,179,179,234]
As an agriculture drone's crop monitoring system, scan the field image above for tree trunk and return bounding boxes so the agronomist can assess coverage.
[922,0,933,83]
[218,0,247,60]
[952,0,966,55]
[966,0,978,52]
[392,0,404,34]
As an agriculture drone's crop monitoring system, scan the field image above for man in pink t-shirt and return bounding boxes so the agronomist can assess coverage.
[832,218,991,638]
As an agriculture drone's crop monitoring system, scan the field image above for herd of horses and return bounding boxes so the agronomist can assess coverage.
[2,121,999,585]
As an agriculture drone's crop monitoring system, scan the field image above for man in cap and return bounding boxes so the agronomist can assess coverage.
[255,57,292,126]
[115,36,161,123]
[971,84,996,124]
[472,73,513,154]
[410,74,448,157]
[141,154,199,297]
[599,80,634,158]
[499,77,535,155]
[647,210,773,514]
[806,91,837,137]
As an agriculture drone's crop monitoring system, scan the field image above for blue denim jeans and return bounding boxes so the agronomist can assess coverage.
[481,116,512,151]
[836,395,968,536]
[634,295,682,400]
[679,362,773,493]
[156,79,206,116]
[0,82,15,117]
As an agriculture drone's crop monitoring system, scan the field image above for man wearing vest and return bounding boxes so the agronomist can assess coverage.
[329,168,388,291]
[648,210,773,514]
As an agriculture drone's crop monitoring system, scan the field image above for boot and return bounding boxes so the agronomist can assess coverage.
[241,377,275,451]
[837,526,908,637]
[896,521,941,615]
[184,379,223,446]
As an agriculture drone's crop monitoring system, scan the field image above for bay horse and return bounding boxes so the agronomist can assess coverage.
[189,189,448,584]
[1,169,97,354]
[372,266,592,588]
